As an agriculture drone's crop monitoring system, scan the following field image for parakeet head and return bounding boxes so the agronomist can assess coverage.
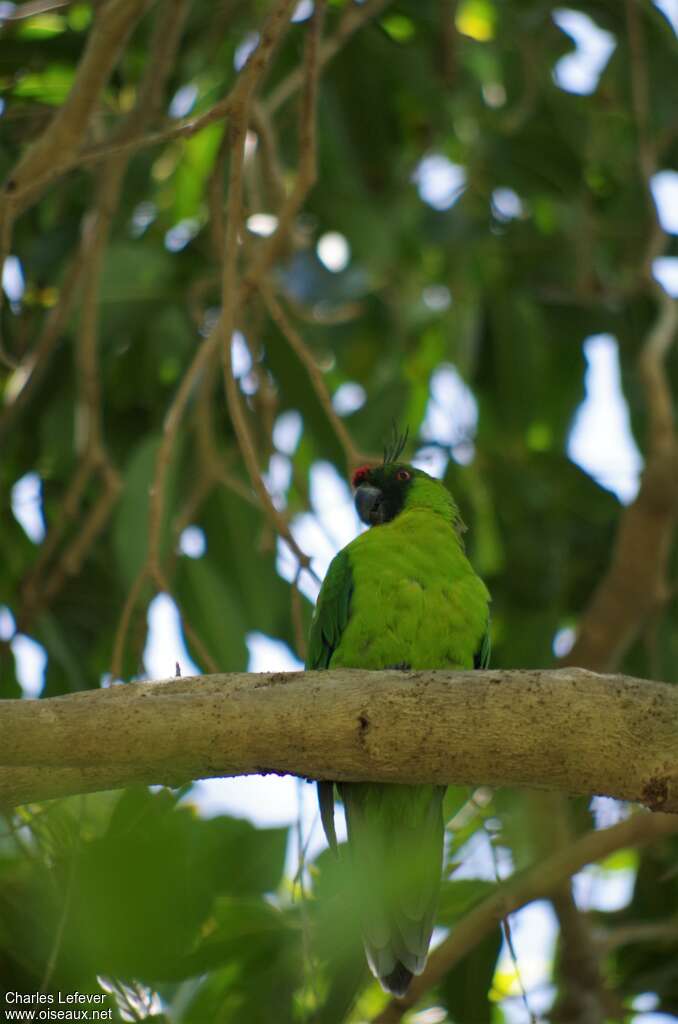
[351,462,462,529]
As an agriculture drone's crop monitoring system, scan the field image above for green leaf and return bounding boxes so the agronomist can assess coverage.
[437,878,496,926]
[173,124,223,221]
[174,556,248,672]
[113,434,182,586]
[439,925,502,1023]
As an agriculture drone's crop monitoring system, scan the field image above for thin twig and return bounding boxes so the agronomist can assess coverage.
[219,0,316,577]
[0,206,18,368]
[250,101,287,211]
[0,251,85,441]
[109,0,303,676]
[626,0,678,447]
[68,0,391,176]
[482,817,538,1023]
[110,567,150,681]
[39,796,85,993]
[17,1,191,636]
[291,567,308,663]
[242,0,325,296]
[266,0,392,115]
[4,0,73,19]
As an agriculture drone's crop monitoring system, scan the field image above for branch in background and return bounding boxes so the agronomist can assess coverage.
[1,0,152,206]
[595,919,678,954]
[290,567,308,663]
[2,667,678,808]
[2,1,73,20]
[438,0,459,87]
[563,2,678,678]
[0,250,85,440]
[219,0,317,580]
[241,0,325,296]
[259,283,364,471]
[70,0,393,175]
[529,10,678,1019]
[16,0,190,638]
[250,102,287,212]
[110,0,323,674]
[266,0,392,114]
[372,811,678,1023]
[626,0,678,452]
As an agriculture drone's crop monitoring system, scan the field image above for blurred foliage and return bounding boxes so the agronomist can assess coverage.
[1,0,678,1020]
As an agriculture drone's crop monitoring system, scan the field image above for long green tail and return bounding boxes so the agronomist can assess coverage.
[338,781,445,996]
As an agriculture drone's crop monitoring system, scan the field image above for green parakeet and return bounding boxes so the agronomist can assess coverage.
[306,441,490,996]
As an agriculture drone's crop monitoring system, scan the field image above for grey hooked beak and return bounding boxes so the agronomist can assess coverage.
[355,484,384,526]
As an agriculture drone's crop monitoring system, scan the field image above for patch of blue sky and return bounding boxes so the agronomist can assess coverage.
[567,335,643,504]
[412,446,449,479]
[231,330,252,376]
[234,31,259,72]
[422,284,452,312]
[632,1015,677,1024]
[451,827,513,882]
[332,382,366,416]
[168,83,198,119]
[143,593,201,680]
[2,254,24,303]
[130,201,156,237]
[164,217,200,252]
[263,453,292,510]
[276,529,323,603]
[316,232,351,273]
[277,460,360,599]
[291,0,313,22]
[653,257,678,296]
[494,903,558,1022]
[2,599,47,699]
[413,154,466,211]
[11,634,46,698]
[0,605,15,642]
[653,0,678,34]
[309,460,361,549]
[179,525,206,559]
[651,170,678,234]
[573,863,635,912]
[552,625,576,659]
[247,212,278,237]
[590,795,629,830]
[421,363,478,465]
[273,410,303,454]
[552,9,616,95]
[491,187,524,222]
[246,631,303,673]
[11,471,46,543]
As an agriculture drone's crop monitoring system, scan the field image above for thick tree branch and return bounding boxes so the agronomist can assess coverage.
[2,668,678,810]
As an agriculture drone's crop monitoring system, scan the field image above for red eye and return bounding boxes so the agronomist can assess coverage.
[352,465,372,488]
[396,469,411,482]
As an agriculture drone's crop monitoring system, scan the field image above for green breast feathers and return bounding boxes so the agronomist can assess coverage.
[308,466,490,674]
[330,507,488,670]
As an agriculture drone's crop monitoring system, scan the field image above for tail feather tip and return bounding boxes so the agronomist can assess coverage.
[381,963,414,998]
